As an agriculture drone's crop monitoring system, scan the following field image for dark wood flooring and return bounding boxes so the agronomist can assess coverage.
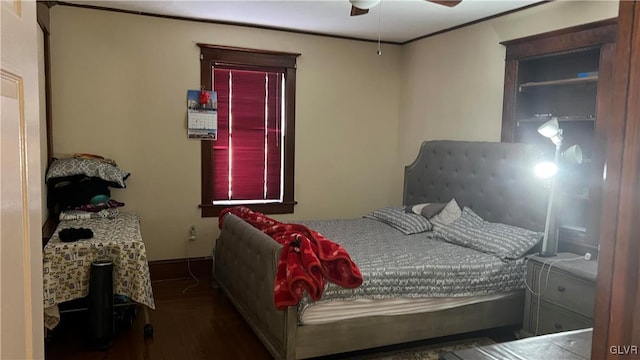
[45,277,272,360]
[45,278,517,360]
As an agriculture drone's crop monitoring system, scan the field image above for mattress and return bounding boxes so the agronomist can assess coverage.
[297,218,527,320]
[300,290,522,325]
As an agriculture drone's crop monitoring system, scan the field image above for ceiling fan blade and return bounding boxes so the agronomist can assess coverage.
[350,6,369,16]
[427,0,462,7]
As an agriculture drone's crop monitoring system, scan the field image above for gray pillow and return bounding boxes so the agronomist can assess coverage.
[365,207,432,235]
[430,198,462,228]
[435,207,542,260]
[405,203,447,218]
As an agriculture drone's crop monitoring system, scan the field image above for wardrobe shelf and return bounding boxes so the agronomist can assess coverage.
[518,76,598,92]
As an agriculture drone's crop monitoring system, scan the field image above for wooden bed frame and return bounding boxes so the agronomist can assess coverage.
[214,140,548,359]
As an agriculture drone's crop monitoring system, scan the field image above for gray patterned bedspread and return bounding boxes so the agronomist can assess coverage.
[297,218,526,315]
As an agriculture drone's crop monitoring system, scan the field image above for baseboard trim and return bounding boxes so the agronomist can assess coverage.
[149,257,212,281]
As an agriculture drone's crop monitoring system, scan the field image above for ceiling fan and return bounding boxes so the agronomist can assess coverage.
[349,0,462,16]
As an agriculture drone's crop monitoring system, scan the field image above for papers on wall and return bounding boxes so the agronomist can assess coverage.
[187,90,217,140]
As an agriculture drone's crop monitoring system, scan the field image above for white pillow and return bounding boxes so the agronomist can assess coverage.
[431,198,462,228]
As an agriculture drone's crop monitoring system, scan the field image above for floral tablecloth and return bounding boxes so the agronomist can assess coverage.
[43,213,155,329]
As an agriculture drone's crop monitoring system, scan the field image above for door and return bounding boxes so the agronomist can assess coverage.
[1,0,44,358]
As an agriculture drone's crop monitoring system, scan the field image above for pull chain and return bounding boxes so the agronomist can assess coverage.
[377,0,383,55]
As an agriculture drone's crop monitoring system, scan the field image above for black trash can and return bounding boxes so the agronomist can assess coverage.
[88,259,114,350]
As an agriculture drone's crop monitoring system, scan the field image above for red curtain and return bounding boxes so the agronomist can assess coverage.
[212,68,283,201]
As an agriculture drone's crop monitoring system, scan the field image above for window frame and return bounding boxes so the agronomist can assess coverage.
[198,44,300,217]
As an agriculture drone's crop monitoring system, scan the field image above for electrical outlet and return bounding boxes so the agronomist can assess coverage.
[189,225,197,241]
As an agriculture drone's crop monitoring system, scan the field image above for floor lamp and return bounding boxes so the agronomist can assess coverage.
[536,118,583,257]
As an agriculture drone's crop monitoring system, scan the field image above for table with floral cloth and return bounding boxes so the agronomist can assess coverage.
[43,212,155,330]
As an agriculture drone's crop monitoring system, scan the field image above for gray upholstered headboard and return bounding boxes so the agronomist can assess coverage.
[403,140,548,232]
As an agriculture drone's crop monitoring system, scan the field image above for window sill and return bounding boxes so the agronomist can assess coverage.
[199,201,297,217]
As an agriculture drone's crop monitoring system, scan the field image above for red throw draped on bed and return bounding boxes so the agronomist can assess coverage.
[219,206,363,309]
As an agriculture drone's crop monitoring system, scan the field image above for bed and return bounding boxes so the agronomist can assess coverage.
[214,140,548,359]
[42,212,155,332]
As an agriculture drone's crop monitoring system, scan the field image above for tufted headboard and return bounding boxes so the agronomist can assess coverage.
[403,140,548,232]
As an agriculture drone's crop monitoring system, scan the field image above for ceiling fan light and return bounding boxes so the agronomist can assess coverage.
[349,0,381,10]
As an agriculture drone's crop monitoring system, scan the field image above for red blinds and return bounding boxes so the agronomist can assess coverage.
[212,68,283,202]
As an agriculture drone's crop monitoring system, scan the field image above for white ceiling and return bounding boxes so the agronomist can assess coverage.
[64,0,543,43]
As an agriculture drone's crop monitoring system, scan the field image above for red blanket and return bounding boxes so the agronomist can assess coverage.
[219,206,363,309]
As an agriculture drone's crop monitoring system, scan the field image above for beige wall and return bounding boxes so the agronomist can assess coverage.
[50,6,402,260]
[50,2,619,261]
[397,0,619,186]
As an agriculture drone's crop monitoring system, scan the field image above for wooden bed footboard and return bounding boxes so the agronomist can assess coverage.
[214,214,297,360]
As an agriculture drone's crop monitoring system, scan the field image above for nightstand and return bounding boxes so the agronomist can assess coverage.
[521,252,598,337]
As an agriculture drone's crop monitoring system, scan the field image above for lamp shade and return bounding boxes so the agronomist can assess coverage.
[537,118,560,138]
[563,144,583,165]
[349,0,381,9]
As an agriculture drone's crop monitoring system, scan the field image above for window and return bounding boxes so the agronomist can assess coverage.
[198,44,299,217]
